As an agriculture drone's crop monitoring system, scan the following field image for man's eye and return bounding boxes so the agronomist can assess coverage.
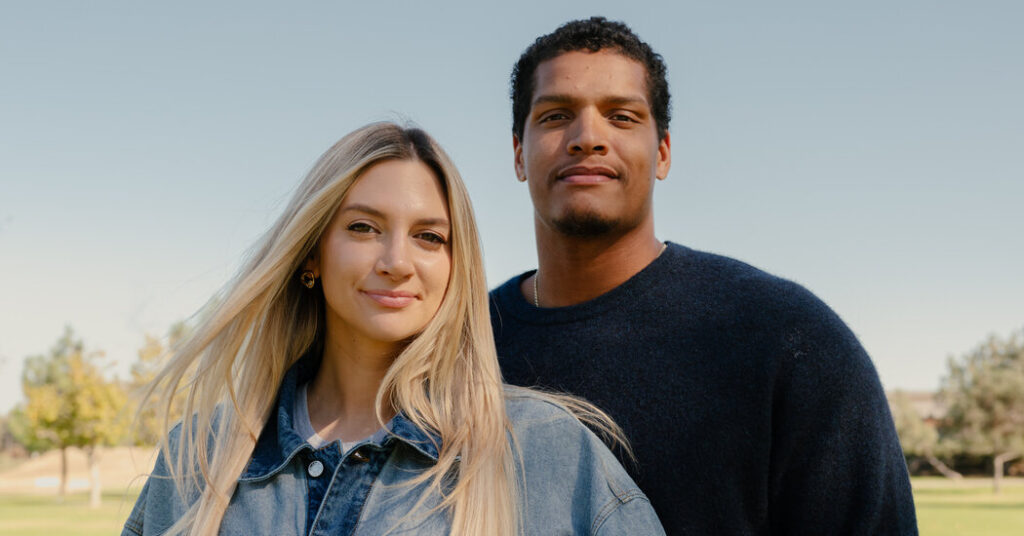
[416,231,447,245]
[610,113,637,123]
[539,112,569,123]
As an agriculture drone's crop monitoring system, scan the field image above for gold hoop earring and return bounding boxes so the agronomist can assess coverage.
[300,270,316,289]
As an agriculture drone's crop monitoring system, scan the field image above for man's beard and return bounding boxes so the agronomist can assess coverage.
[552,210,617,237]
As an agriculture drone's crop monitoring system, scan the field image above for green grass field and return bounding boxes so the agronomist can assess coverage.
[0,490,141,536]
[914,477,1024,536]
[0,478,1021,535]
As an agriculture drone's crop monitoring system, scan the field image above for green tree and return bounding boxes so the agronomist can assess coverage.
[888,391,961,479]
[939,329,1024,492]
[9,327,128,507]
[128,322,191,445]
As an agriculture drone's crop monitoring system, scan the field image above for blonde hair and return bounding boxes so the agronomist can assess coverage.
[142,122,627,535]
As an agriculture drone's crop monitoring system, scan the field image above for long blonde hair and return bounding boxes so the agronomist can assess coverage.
[143,122,626,535]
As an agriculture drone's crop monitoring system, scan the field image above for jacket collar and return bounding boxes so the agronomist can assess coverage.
[240,351,441,481]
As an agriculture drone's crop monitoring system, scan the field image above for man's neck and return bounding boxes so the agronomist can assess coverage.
[527,223,664,308]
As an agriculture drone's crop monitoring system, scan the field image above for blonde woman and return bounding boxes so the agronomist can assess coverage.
[122,123,664,536]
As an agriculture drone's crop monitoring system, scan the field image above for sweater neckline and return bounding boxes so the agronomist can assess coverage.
[495,241,689,324]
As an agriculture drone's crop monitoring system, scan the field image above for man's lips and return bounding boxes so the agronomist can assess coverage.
[557,165,618,184]
[362,289,418,308]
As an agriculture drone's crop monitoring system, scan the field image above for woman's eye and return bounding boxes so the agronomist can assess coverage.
[416,231,447,245]
[347,222,375,233]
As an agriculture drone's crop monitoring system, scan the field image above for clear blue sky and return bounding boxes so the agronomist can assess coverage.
[2,1,1022,413]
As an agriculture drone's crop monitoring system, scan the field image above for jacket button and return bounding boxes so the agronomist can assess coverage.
[351,449,370,463]
[307,460,324,477]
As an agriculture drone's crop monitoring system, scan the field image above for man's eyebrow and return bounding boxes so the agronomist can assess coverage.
[603,96,648,107]
[532,94,649,108]
[532,94,577,107]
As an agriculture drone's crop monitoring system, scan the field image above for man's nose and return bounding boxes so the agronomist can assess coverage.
[566,110,608,155]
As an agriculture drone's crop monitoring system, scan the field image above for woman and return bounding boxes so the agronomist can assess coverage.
[123,123,664,535]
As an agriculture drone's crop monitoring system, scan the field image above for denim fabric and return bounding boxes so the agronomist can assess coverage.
[122,354,665,535]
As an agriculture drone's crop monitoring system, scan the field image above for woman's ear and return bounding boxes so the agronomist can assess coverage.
[303,250,320,277]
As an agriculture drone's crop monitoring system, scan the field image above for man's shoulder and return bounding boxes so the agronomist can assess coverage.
[485,243,803,299]
[489,271,527,303]
[667,243,800,291]
[657,243,832,320]
[488,243,844,336]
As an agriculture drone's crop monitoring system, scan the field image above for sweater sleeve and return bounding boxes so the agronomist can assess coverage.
[767,295,917,535]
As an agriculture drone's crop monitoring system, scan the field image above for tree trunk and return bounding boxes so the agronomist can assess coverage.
[993,452,1022,494]
[925,454,963,480]
[57,446,68,502]
[87,445,102,508]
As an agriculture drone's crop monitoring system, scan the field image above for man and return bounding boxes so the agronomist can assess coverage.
[489,17,917,535]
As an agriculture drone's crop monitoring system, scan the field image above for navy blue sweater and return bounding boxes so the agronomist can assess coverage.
[490,243,916,535]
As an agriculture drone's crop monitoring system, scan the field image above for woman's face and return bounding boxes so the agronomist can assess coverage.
[309,159,452,354]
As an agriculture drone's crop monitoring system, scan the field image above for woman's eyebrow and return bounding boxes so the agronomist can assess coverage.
[339,203,385,218]
[415,217,450,227]
[340,203,450,227]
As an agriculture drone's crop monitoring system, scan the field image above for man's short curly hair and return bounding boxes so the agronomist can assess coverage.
[511,16,671,141]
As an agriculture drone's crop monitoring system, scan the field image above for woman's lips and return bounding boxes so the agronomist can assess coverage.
[362,290,418,308]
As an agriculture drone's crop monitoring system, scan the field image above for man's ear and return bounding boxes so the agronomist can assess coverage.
[656,131,672,180]
[513,135,527,182]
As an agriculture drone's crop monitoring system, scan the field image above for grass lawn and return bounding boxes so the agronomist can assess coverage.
[0,490,141,536]
[914,477,1024,536]
[0,478,1021,534]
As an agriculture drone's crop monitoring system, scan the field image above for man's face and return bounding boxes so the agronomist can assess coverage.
[514,49,671,238]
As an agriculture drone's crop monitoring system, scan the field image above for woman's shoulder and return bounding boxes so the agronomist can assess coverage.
[503,385,582,424]
[501,386,665,534]
[499,385,634,489]
[502,385,617,447]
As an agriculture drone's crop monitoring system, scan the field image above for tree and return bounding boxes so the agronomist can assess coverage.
[9,327,128,507]
[939,329,1024,492]
[888,391,961,479]
[128,322,191,446]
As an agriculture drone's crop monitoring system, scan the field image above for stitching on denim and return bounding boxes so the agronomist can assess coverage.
[591,492,651,534]
[123,492,146,535]
[347,448,397,535]
[238,444,309,482]
[591,496,621,533]
[307,454,343,532]
[122,516,144,535]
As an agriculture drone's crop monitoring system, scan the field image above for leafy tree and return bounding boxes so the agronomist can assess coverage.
[128,322,191,446]
[888,391,961,479]
[9,327,128,506]
[939,329,1024,492]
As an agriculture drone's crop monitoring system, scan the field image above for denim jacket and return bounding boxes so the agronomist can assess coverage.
[122,354,665,535]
